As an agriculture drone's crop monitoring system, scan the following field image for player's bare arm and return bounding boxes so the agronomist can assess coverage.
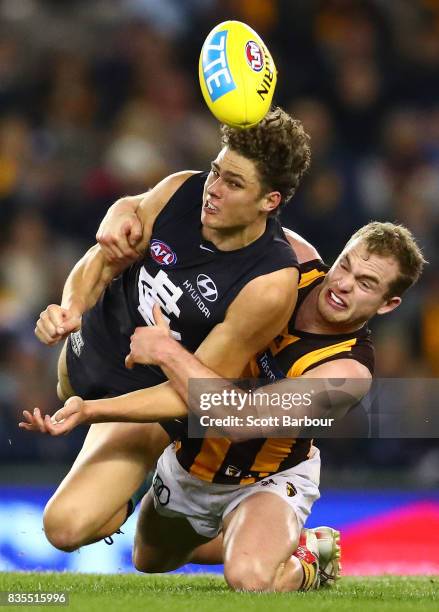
[34,172,197,347]
[187,266,298,376]
[96,171,199,261]
[34,246,129,346]
[97,200,319,268]
[22,266,299,433]
[123,307,371,440]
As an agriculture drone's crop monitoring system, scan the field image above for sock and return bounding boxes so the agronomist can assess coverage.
[126,472,154,519]
[293,537,319,591]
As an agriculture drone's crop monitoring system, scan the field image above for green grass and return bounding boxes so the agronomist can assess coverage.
[0,573,437,612]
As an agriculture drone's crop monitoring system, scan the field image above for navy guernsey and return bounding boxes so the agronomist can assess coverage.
[67,172,298,397]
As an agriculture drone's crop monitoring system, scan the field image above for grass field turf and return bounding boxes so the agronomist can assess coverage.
[0,574,437,612]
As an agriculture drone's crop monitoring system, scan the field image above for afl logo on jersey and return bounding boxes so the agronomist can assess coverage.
[245,41,264,72]
[150,239,177,266]
[196,274,218,302]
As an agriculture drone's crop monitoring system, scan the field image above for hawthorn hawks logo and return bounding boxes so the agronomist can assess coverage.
[245,40,264,72]
[286,482,297,497]
[150,239,177,266]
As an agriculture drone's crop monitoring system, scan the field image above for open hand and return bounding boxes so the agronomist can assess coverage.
[19,397,89,436]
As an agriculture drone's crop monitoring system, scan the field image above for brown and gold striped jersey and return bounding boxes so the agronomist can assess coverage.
[175,259,375,485]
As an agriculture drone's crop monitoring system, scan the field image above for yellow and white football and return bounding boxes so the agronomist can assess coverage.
[199,20,277,129]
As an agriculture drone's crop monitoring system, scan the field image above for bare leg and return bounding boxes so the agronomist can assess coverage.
[43,421,169,551]
[189,527,318,591]
[45,341,169,551]
[133,491,211,573]
[222,492,304,592]
[57,340,75,401]
[189,535,223,564]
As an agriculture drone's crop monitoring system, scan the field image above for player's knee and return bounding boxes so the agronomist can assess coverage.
[132,556,162,574]
[132,544,168,574]
[43,502,84,553]
[43,521,80,553]
[224,559,273,592]
[132,537,184,574]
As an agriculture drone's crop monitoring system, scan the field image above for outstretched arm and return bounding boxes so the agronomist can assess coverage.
[34,172,196,346]
[21,267,299,433]
[124,305,372,440]
[34,245,131,345]
[26,297,370,439]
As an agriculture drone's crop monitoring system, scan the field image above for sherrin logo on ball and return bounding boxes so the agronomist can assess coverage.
[199,20,277,129]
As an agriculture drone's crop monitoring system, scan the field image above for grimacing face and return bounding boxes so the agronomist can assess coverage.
[317,239,402,330]
[201,147,280,233]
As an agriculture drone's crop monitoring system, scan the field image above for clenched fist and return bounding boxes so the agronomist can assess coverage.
[35,305,81,345]
[96,196,145,262]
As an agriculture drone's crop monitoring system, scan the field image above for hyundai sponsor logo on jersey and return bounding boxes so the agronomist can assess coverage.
[201,30,236,102]
[183,274,218,318]
[150,239,177,266]
[196,274,218,302]
[245,40,264,72]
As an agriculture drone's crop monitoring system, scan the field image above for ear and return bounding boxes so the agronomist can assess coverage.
[261,191,281,214]
[377,296,401,316]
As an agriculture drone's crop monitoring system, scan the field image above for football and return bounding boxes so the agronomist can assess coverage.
[199,20,277,128]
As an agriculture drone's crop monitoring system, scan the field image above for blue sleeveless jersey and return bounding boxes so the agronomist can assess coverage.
[69,172,299,395]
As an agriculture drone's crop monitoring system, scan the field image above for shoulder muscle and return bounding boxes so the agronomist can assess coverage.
[282,227,321,264]
[302,358,372,380]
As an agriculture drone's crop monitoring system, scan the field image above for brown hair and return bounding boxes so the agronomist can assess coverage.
[347,222,426,297]
[220,107,311,207]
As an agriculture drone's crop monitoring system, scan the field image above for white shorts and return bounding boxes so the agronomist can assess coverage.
[152,444,321,539]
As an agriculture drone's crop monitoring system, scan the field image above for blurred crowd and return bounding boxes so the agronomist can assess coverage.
[0,0,438,481]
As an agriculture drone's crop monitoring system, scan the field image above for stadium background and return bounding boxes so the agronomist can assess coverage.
[0,0,438,575]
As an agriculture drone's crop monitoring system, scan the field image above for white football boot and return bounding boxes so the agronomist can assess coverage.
[306,526,341,587]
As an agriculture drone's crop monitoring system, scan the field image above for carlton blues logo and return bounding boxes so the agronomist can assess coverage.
[150,239,177,266]
[245,40,264,72]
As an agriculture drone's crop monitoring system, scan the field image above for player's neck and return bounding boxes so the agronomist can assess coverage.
[201,219,267,251]
[295,285,364,335]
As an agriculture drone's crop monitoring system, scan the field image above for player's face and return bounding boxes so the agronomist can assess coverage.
[201,147,280,232]
[317,239,402,330]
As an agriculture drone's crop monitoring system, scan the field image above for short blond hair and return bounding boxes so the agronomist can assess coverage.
[347,222,426,297]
